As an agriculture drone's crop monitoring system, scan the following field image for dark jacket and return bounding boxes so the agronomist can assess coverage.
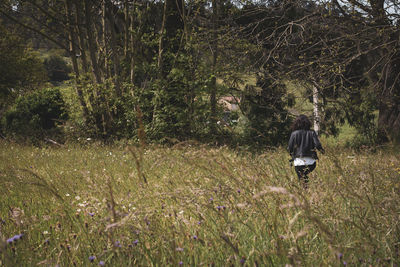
[288,130,324,160]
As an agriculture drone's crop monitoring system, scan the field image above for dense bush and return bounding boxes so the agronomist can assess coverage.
[2,87,68,140]
[239,73,292,147]
[0,24,47,114]
[43,55,72,84]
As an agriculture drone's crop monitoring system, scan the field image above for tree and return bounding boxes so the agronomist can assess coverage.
[234,0,400,143]
[0,22,47,115]
[240,71,292,146]
[209,0,219,134]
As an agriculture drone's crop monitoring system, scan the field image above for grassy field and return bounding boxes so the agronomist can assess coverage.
[0,140,399,266]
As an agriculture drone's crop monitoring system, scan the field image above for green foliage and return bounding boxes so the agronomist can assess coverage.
[43,54,72,84]
[343,88,378,144]
[345,133,378,150]
[0,23,47,99]
[240,73,292,147]
[2,0,400,146]
[151,69,195,141]
[67,80,138,140]
[2,87,68,140]
[0,23,47,119]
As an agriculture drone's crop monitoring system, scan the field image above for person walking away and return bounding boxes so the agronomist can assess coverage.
[288,115,325,188]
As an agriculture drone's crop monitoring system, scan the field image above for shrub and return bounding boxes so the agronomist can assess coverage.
[2,87,68,141]
[0,24,47,112]
[239,73,292,147]
[43,55,72,84]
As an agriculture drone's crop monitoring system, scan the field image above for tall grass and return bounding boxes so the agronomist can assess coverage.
[0,140,399,266]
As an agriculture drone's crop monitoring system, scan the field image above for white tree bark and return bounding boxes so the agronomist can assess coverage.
[313,85,320,135]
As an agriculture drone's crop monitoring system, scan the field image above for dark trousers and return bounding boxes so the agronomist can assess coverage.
[295,162,316,185]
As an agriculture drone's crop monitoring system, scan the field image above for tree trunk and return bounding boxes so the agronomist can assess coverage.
[73,0,97,111]
[124,0,129,58]
[210,0,218,133]
[84,0,102,84]
[102,0,110,79]
[125,0,136,86]
[105,0,122,96]
[313,85,320,135]
[73,0,89,74]
[377,59,400,143]
[157,0,167,77]
[64,0,89,121]
[130,10,135,85]
[378,101,400,143]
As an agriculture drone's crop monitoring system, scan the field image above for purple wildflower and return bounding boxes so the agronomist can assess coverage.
[133,239,139,246]
[209,197,213,202]
[193,235,197,240]
[6,234,23,244]
[237,189,241,194]
[240,257,246,264]
[197,221,201,225]
[89,255,96,262]
[99,261,105,266]
[217,205,226,211]
[88,212,95,217]
[114,241,121,248]
[338,253,343,259]
[343,261,347,266]
[179,261,183,265]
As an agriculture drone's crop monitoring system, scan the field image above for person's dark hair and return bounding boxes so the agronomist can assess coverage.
[291,114,311,131]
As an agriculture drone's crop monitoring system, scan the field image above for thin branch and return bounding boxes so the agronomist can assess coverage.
[0,9,68,50]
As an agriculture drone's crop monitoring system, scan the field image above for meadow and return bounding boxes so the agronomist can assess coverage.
[0,140,399,266]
